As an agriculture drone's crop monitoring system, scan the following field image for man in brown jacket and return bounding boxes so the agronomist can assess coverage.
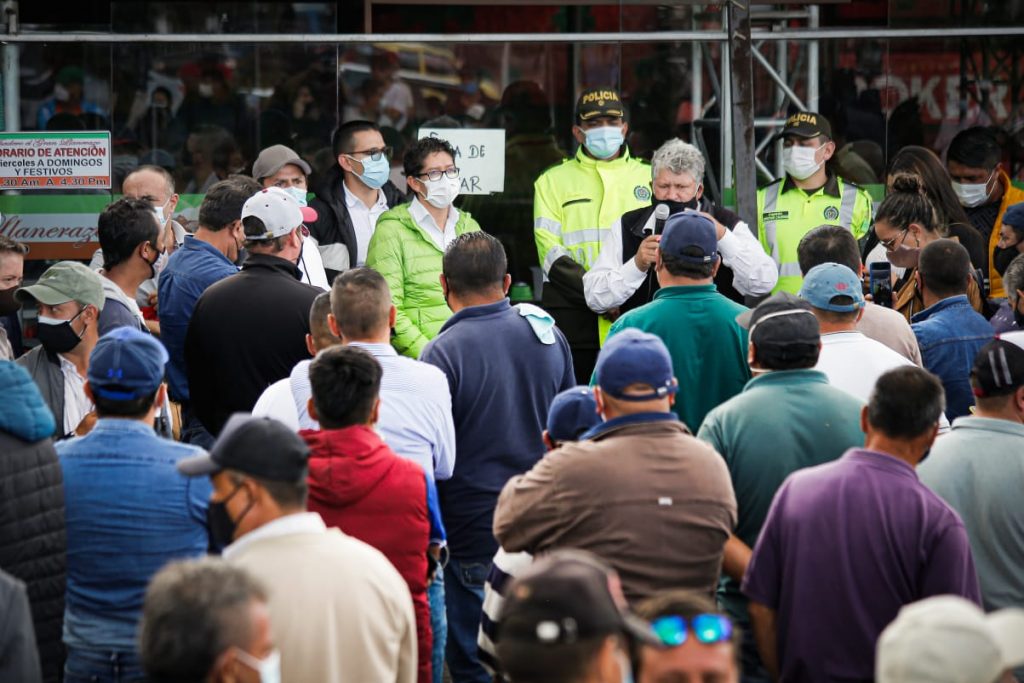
[493,328,737,603]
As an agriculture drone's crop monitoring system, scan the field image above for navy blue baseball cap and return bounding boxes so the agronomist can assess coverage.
[659,210,718,264]
[87,327,168,400]
[1004,201,1024,229]
[799,262,864,312]
[595,329,677,401]
[546,386,601,442]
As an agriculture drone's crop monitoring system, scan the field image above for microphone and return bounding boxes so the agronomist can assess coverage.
[653,203,670,236]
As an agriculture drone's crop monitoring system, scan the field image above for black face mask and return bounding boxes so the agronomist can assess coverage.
[37,308,86,355]
[994,246,1018,278]
[207,482,253,549]
[0,286,21,317]
[658,197,700,215]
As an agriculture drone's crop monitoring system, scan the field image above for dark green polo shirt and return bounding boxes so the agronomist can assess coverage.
[605,284,751,431]
[697,369,865,624]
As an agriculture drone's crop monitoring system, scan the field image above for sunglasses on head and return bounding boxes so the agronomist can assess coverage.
[650,614,733,647]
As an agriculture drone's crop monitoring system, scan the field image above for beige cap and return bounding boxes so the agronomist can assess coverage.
[877,596,1024,683]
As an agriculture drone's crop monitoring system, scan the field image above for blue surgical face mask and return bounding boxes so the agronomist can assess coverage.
[350,155,390,190]
[583,125,625,160]
[283,186,308,207]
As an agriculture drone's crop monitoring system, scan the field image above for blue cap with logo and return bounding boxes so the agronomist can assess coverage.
[799,262,865,312]
[546,386,601,442]
[595,329,677,401]
[659,211,718,264]
[87,327,168,400]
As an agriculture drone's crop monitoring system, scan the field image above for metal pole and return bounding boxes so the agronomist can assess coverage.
[807,3,819,111]
[720,5,732,197]
[775,23,786,179]
[691,10,702,129]
[751,44,807,111]
[728,0,757,225]
[2,1,18,132]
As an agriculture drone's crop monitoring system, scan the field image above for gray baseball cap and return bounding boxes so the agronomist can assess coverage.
[16,261,105,311]
[251,145,311,182]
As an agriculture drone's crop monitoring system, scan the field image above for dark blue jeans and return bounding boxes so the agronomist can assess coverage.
[64,647,144,683]
[444,556,491,683]
[429,571,447,683]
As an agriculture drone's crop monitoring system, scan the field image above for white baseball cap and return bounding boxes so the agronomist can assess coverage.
[877,596,1024,683]
[241,187,313,240]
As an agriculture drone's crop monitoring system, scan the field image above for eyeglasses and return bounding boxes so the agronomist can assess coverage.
[416,167,460,182]
[650,614,734,647]
[878,227,909,251]
[347,146,392,162]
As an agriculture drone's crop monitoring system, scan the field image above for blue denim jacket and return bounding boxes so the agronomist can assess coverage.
[911,294,994,420]
[157,236,238,402]
[56,419,211,651]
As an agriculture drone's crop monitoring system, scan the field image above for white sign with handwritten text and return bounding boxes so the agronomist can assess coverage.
[417,128,506,195]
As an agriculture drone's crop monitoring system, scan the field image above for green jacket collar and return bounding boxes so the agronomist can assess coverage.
[573,144,636,170]
[782,172,841,198]
[388,201,475,253]
[743,368,829,393]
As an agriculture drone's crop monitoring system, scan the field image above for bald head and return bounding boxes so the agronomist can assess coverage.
[124,165,175,199]
[309,292,341,353]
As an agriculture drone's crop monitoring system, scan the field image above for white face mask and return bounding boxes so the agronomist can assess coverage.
[782,145,824,181]
[421,175,461,210]
[235,648,281,683]
[615,646,635,683]
[952,172,995,208]
[152,199,170,228]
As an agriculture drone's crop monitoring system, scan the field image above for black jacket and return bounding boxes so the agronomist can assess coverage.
[0,363,66,683]
[616,198,748,315]
[185,253,321,437]
[308,166,407,282]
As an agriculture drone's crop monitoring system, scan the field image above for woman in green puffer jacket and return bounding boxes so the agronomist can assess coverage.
[366,136,481,358]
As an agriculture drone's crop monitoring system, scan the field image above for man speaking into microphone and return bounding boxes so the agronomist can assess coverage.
[584,139,777,321]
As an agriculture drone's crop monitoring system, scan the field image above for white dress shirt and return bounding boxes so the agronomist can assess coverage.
[816,330,949,432]
[344,182,390,266]
[59,354,92,435]
[583,212,778,313]
[409,198,459,252]
[252,342,457,480]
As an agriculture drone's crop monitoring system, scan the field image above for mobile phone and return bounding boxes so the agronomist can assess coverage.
[869,261,893,308]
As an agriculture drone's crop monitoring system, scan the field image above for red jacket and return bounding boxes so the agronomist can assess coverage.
[303,425,433,683]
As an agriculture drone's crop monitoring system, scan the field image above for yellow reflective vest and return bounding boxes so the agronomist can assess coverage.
[757,174,873,294]
[534,147,652,275]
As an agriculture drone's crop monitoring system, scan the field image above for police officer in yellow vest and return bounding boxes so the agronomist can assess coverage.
[758,112,873,293]
[534,87,651,382]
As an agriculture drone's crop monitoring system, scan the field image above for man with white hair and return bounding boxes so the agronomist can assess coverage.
[584,138,777,321]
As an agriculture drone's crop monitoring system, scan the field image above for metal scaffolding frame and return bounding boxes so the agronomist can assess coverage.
[3,2,1024,212]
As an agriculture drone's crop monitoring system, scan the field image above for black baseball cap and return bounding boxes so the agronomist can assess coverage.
[576,87,625,122]
[971,333,1024,398]
[177,413,310,482]
[736,292,820,350]
[498,549,661,647]
[771,111,832,141]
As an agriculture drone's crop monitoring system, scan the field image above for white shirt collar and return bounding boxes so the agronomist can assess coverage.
[410,197,459,235]
[223,512,327,559]
[343,180,387,211]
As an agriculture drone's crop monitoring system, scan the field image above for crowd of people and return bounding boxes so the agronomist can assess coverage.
[1,83,1024,683]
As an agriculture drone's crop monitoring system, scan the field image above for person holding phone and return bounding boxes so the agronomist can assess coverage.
[584,139,776,324]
